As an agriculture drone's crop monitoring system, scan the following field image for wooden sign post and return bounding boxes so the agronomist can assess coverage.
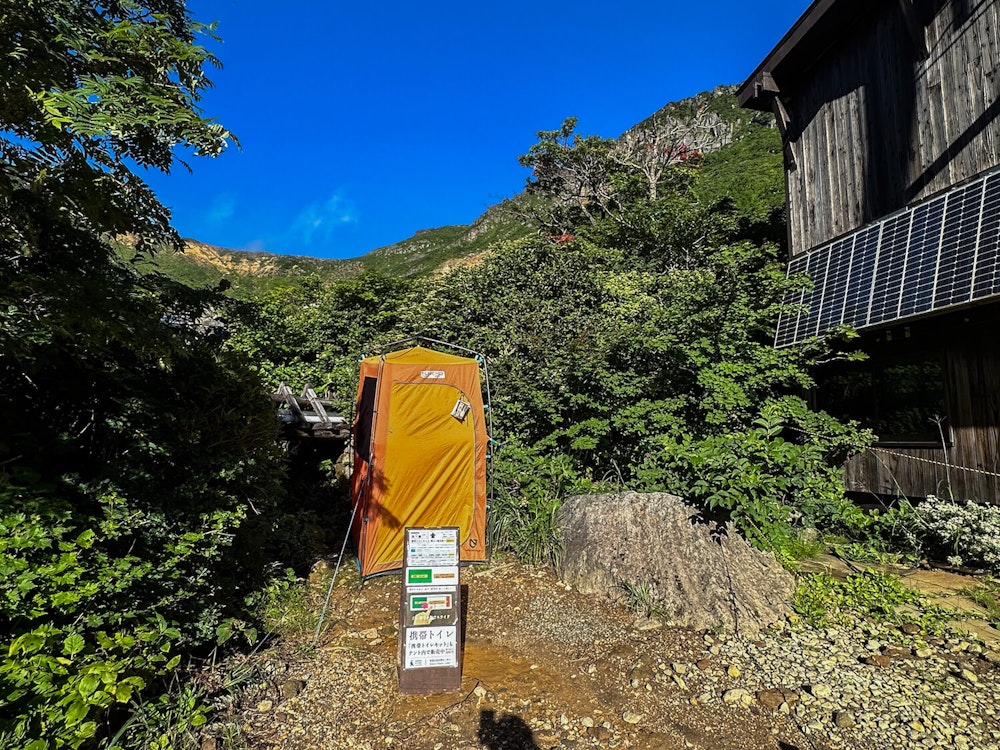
[398,527,462,694]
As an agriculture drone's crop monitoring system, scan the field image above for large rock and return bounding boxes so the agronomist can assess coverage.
[558,492,794,637]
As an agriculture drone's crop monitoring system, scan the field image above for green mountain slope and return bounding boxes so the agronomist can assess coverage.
[358,198,533,277]
[135,86,781,293]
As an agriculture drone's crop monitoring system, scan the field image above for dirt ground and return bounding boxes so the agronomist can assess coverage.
[228,561,828,750]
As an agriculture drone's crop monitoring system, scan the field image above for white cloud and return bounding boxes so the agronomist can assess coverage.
[204,192,237,225]
[288,191,358,247]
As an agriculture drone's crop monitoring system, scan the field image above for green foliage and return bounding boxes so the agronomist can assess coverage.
[489,441,591,566]
[793,571,956,632]
[960,579,1000,626]
[616,580,669,620]
[1,0,235,256]
[250,570,323,644]
[224,271,414,410]
[637,401,872,555]
[0,2,300,747]
[107,677,210,750]
[696,123,785,227]
[0,493,197,747]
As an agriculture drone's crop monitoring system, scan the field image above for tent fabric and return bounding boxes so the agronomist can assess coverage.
[350,346,488,578]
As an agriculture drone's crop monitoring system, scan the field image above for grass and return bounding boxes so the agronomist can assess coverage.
[960,578,1000,626]
[793,570,959,632]
[616,579,669,620]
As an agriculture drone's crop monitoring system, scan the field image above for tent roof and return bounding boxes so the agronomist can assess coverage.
[364,345,477,367]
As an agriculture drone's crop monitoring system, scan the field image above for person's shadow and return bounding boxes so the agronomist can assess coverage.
[478,709,541,750]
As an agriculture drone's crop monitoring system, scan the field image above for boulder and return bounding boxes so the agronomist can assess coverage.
[558,492,795,637]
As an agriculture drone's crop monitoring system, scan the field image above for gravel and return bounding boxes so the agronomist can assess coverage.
[214,562,1000,750]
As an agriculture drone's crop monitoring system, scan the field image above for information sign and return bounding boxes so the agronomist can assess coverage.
[398,527,462,694]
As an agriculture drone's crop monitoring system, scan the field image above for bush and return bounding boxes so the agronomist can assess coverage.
[915,495,1000,570]
[488,441,592,566]
[636,400,871,556]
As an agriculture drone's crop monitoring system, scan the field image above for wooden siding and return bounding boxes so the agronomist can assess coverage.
[842,320,1000,502]
[785,0,1000,255]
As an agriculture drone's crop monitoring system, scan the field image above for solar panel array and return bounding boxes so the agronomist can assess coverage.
[775,170,1000,347]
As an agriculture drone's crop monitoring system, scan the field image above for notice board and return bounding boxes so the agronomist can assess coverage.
[398,527,463,693]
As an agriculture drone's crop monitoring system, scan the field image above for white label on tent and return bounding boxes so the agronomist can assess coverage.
[404,626,457,669]
[451,399,470,422]
[420,370,445,379]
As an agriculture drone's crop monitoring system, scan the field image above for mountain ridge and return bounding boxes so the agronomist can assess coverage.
[140,85,780,294]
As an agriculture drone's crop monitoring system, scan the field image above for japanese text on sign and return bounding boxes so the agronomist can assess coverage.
[404,626,457,669]
[407,529,459,567]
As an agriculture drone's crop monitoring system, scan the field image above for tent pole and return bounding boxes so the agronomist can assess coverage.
[313,495,361,644]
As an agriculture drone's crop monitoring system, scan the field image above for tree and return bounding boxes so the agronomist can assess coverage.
[0,5,280,748]
[1,0,234,256]
[516,118,620,234]
[610,105,721,200]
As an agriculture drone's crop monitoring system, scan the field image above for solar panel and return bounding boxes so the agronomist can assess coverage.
[775,255,809,348]
[868,213,910,325]
[775,168,1000,347]
[934,182,981,308]
[840,225,880,328]
[817,236,855,331]
[898,196,945,318]
[973,173,1000,299]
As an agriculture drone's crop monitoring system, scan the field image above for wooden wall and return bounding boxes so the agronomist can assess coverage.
[786,0,1000,255]
[842,317,1000,502]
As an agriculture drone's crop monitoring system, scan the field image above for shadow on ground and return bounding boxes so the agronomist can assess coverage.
[478,709,540,750]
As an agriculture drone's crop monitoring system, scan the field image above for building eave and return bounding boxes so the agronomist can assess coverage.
[737,0,883,110]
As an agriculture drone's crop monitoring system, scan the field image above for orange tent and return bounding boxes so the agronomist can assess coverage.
[350,346,488,578]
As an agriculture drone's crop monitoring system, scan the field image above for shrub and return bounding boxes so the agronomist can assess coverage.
[915,495,1000,570]
[636,400,871,557]
[488,441,592,566]
[793,570,953,630]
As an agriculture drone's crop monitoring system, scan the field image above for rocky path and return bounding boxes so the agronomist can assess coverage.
[223,562,1000,750]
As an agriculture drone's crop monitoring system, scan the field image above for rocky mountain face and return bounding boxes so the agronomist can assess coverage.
[146,86,778,291]
[628,85,748,154]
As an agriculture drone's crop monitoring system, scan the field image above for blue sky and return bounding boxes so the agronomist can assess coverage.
[144,0,810,260]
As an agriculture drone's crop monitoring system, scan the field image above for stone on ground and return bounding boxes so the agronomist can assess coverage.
[558,492,794,637]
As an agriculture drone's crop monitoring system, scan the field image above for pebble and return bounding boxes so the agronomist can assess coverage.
[810,684,833,699]
[834,710,857,728]
[723,688,753,707]
[703,613,999,750]
[622,711,642,724]
[757,688,784,710]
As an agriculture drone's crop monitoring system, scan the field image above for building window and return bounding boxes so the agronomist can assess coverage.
[816,355,949,446]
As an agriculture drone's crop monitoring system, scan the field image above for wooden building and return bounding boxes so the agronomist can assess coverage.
[739,0,1000,502]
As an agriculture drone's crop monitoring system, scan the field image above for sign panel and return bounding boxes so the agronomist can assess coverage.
[403,625,458,669]
[398,526,462,694]
[406,528,460,567]
[405,566,458,586]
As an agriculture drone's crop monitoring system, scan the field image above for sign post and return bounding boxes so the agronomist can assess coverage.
[398,527,462,694]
